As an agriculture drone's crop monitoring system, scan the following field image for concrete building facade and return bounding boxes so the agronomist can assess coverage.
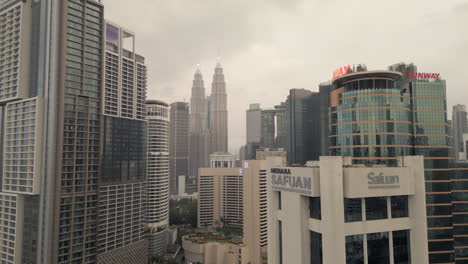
[182,233,249,264]
[209,152,236,168]
[256,148,287,163]
[242,158,283,264]
[267,156,428,264]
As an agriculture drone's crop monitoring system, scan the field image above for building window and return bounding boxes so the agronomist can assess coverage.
[346,235,364,264]
[365,197,388,221]
[344,198,362,222]
[309,197,321,220]
[278,220,283,264]
[367,232,390,264]
[391,196,408,218]
[278,191,282,210]
[310,231,323,264]
[393,230,410,264]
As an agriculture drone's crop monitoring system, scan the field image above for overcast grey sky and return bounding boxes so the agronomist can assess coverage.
[103,0,468,154]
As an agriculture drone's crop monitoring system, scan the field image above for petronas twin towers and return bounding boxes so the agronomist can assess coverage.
[189,63,229,182]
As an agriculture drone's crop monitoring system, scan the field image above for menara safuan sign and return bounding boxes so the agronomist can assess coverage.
[271,168,312,194]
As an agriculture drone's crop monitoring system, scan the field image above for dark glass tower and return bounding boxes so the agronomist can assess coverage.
[405,68,452,263]
[285,89,321,165]
[169,102,190,196]
[453,105,468,160]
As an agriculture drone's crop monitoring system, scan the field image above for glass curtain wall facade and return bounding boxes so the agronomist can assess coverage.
[453,163,468,262]
[329,72,411,166]
[285,89,321,165]
[409,77,453,263]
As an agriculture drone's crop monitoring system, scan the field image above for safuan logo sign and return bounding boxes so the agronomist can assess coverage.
[367,172,400,189]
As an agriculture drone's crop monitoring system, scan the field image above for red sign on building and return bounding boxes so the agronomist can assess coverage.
[333,65,351,79]
[408,72,440,79]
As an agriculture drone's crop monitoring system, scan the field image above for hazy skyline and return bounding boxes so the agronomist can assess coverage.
[103,0,468,154]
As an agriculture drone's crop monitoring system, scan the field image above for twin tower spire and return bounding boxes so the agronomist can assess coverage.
[189,63,228,179]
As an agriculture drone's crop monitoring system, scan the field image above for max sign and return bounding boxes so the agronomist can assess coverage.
[333,65,351,79]
[408,72,440,79]
[368,172,400,189]
[271,168,312,194]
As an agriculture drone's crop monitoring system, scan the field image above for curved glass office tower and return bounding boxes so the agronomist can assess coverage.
[329,71,412,166]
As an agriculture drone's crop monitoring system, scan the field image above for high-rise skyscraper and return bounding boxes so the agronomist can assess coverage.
[146,100,170,257]
[453,104,468,161]
[210,63,228,153]
[97,21,148,264]
[326,63,461,263]
[0,1,107,263]
[169,102,189,196]
[0,1,153,263]
[48,1,105,263]
[189,69,209,183]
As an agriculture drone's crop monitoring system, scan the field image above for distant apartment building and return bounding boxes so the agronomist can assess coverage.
[169,102,189,196]
[198,156,285,264]
[197,167,243,228]
[146,100,170,257]
[267,156,428,264]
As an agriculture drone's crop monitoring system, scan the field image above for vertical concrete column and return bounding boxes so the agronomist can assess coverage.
[319,156,346,263]
[403,156,429,263]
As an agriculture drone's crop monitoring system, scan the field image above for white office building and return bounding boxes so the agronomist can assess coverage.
[267,156,428,264]
[146,100,170,257]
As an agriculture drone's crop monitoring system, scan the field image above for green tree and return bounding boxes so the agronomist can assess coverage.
[169,198,197,227]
